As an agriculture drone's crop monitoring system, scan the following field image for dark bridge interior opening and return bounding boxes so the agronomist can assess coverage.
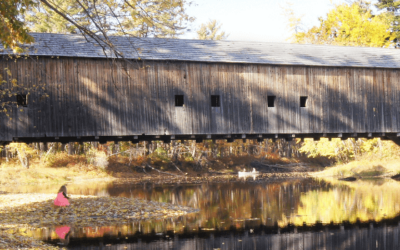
[16,94,27,107]
[175,95,184,107]
[211,95,220,107]
[300,96,308,108]
[268,96,276,107]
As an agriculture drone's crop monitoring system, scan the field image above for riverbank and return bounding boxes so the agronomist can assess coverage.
[2,151,400,189]
[0,152,325,186]
[0,192,198,249]
[1,156,399,249]
[312,157,400,178]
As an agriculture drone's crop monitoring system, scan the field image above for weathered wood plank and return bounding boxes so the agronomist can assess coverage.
[2,58,400,141]
[383,69,392,132]
[299,66,309,134]
[267,66,277,134]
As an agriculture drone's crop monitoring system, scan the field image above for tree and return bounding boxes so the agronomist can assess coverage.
[7,143,36,168]
[0,0,193,119]
[375,0,400,12]
[292,2,395,47]
[24,0,194,38]
[281,2,305,38]
[375,0,400,46]
[120,0,194,38]
[0,0,34,53]
[196,20,228,40]
[24,0,84,34]
[1,0,194,54]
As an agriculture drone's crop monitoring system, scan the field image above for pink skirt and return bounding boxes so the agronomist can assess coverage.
[54,192,70,207]
[55,226,71,239]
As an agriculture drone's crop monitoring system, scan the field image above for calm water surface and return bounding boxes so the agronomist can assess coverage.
[3,177,400,249]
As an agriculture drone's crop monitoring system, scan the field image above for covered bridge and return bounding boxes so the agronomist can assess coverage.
[1,33,400,144]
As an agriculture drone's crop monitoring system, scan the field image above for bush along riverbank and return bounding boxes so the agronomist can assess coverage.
[0,138,399,249]
[0,137,399,185]
[302,138,400,178]
[0,139,322,184]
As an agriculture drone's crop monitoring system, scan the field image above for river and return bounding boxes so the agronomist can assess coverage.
[2,177,400,249]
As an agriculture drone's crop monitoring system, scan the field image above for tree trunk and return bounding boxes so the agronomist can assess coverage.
[5,146,9,162]
[16,148,29,169]
[40,142,48,152]
[145,141,149,156]
[61,143,67,152]
[171,141,178,161]
[287,141,292,158]
[68,142,74,155]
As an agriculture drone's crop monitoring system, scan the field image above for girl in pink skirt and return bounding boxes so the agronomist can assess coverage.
[54,185,70,207]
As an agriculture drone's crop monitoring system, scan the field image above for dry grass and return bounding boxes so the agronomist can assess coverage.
[0,153,110,185]
[0,149,333,185]
[312,157,400,178]
[311,140,400,178]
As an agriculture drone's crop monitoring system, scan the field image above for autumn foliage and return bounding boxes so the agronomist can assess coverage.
[291,2,396,47]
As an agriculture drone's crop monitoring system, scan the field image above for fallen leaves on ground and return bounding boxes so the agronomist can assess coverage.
[0,193,198,249]
[0,224,59,250]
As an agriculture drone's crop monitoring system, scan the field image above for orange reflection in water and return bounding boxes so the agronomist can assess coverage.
[20,178,400,241]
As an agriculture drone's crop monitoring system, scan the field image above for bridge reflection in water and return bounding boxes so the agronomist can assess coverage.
[50,221,400,250]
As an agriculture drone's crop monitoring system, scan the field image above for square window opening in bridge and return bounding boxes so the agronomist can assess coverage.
[175,95,184,107]
[211,95,220,107]
[267,96,276,107]
[16,94,27,107]
[300,96,308,107]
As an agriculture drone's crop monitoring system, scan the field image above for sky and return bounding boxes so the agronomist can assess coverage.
[181,0,378,43]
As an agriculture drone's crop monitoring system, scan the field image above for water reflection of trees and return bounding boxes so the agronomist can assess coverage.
[27,178,400,242]
[105,180,330,233]
[284,179,400,227]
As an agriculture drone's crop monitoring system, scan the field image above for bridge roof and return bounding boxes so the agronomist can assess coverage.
[2,33,400,68]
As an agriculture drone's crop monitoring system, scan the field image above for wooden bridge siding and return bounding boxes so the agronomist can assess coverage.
[251,64,263,134]
[2,57,400,141]
[392,69,399,132]
[388,69,399,132]
[220,63,231,134]
[269,66,280,134]
[310,67,320,133]
[15,59,26,137]
[392,70,400,131]
[299,67,309,133]
[172,62,190,135]
[0,60,12,141]
[385,69,397,133]
[382,69,390,133]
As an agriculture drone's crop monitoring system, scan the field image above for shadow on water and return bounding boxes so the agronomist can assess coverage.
[6,177,400,249]
[54,221,400,250]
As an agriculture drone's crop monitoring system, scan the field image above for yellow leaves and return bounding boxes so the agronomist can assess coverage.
[12,46,25,54]
[121,0,192,38]
[0,193,196,230]
[294,2,395,47]
[197,19,228,40]
[300,137,397,163]
[8,142,37,158]
[286,179,400,227]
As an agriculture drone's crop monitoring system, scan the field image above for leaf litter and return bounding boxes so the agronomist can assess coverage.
[0,193,198,249]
